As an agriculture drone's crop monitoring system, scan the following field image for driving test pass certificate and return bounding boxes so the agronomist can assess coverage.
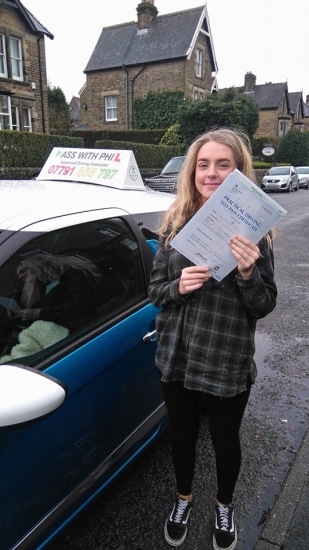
[170,169,287,282]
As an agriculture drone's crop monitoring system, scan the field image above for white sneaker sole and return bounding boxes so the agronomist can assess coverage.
[164,517,190,547]
[213,525,237,550]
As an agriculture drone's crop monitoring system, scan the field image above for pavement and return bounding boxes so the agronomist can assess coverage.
[253,426,309,550]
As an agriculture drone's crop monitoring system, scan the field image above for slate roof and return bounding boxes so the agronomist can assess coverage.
[13,0,54,39]
[288,91,304,116]
[303,102,309,118]
[85,6,216,73]
[251,82,288,110]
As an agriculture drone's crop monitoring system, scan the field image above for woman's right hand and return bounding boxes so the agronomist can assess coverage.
[178,266,211,295]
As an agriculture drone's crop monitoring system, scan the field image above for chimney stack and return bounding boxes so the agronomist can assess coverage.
[137,1,158,30]
[244,72,256,93]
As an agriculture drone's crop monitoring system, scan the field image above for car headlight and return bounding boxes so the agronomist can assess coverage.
[280,177,288,183]
[299,177,307,183]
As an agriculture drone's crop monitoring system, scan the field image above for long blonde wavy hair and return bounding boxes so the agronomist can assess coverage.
[159,127,263,246]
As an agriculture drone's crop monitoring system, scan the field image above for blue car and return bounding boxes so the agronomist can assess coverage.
[0,148,173,550]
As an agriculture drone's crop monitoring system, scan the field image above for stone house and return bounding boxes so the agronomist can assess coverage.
[227,72,309,138]
[83,0,218,131]
[241,72,292,137]
[303,95,309,132]
[288,91,305,132]
[0,0,53,133]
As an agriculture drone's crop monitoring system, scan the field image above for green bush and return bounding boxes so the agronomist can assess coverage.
[95,139,182,169]
[0,131,83,168]
[276,131,309,166]
[252,161,271,169]
[160,124,184,147]
[178,93,259,146]
[134,91,185,129]
[71,129,166,148]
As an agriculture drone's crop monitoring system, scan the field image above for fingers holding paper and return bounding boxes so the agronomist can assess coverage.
[178,266,211,295]
[229,235,260,279]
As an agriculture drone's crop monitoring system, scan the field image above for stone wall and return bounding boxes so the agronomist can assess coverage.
[0,3,49,133]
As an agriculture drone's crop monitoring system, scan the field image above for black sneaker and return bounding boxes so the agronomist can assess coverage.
[213,503,237,550]
[164,496,192,547]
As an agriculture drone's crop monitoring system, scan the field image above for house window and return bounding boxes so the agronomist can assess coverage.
[196,48,203,77]
[105,95,117,121]
[0,95,10,130]
[194,91,199,100]
[280,97,285,114]
[10,37,23,80]
[0,34,8,77]
[278,120,287,137]
[22,108,32,131]
[11,106,19,130]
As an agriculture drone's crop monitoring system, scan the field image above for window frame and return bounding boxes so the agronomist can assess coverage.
[11,105,20,131]
[105,95,118,122]
[22,107,32,132]
[0,33,8,77]
[278,120,287,137]
[0,94,11,130]
[9,36,23,81]
[196,48,203,78]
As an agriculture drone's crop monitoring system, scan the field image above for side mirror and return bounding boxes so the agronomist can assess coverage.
[0,364,66,428]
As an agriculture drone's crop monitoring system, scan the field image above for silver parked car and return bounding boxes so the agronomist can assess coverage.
[295,166,309,189]
[261,166,299,192]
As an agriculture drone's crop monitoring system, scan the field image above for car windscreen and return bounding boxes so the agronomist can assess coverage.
[267,167,290,176]
[296,167,309,174]
[161,157,185,175]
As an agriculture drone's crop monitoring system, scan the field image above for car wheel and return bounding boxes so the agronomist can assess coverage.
[295,182,299,191]
[286,182,292,192]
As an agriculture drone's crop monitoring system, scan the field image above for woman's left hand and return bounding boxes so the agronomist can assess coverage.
[18,308,41,321]
[229,235,260,279]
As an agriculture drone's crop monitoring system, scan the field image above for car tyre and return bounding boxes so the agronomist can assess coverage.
[286,182,292,192]
[295,181,299,191]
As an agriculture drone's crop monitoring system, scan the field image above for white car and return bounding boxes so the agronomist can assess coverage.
[261,166,299,192]
[296,166,309,189]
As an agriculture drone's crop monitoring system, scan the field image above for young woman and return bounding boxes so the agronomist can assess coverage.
[148,128,277,550]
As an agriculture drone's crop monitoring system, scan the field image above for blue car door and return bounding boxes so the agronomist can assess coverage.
[0,213,166,550]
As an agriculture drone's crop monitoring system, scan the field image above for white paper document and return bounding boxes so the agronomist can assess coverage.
[170,169,287,282]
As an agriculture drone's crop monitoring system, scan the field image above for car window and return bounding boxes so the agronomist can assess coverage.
[296,167,309,174]
[0,217,147,367]
[161,157,185,175]
[267,167,290,176]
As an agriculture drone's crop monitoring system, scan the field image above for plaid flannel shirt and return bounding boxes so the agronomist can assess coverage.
[148,236,277,397]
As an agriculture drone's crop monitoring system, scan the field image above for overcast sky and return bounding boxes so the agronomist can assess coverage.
[23,0,309,103]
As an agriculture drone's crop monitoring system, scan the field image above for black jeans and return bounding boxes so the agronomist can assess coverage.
[161,380,251,504]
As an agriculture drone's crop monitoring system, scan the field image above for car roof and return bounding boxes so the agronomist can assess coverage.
[0,179,174,234]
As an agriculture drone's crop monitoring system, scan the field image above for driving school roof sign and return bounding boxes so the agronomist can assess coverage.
[37,147,146,190]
